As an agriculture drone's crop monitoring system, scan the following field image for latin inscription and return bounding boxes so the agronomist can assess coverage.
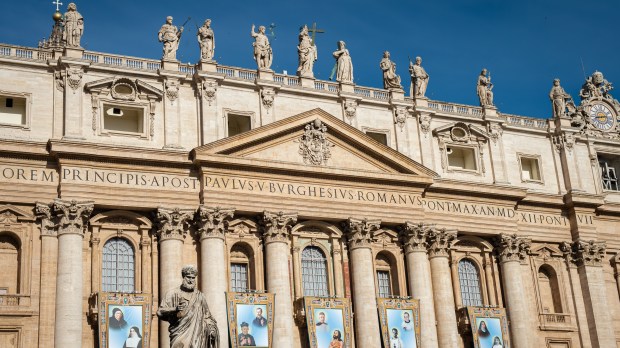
[62,167,199,192]
[0,165,56,184]
[204,174,593,225]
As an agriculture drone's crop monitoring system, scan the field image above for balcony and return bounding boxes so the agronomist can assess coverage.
[539,313,576,331]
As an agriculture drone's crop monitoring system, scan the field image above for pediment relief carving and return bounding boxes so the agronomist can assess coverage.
[531,244,563,260]
[228,218,259,238]
[433,122,489,144]
[0,205,34,223]
[85,77,163,100]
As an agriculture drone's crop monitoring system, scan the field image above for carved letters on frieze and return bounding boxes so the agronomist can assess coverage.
[494,233,531,263]
[260,211,297,243]
[297,119,334,166]
[195,206,235,240]
[155,207,194,241]
[344,217,381,250]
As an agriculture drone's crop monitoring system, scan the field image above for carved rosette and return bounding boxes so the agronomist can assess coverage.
[400,222,431,253]
[344,218,381,250]
[261,88,275,109]
[155,207,194,241]
[393,106,408,129]
[52,199,94,236]
[494,233,531,263]
[560,239,606,267]
[260,211,298,244]
[35,202,56,236]
[298,119,334,166]
[195,206,235,240]
[428,228,457,258]
[66,68,83,92]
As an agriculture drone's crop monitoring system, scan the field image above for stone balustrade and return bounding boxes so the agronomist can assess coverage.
[0,294,29,306]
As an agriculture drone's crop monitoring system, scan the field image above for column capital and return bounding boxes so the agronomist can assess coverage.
[35,201,56,236]
[560,239,606,267]
[195,206,235,241]
[428,228,457,258]
[344,217,381,250]
[155,207,194,242]
[260,211,297,244]
[494,233,531,263]
[52,199,94,237]
[399,222,431,253]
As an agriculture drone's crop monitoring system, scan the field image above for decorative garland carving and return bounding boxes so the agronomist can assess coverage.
[165,80,179,102]
[202,79,218,106]
[261,87,275,109]
[393,106,408,129]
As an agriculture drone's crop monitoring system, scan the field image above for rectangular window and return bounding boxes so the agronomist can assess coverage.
[0,96,26,126]
[228,114,252,137]
[377,270,392,298]
[447,146,477,171]
[103,103,145,134]
[520,156,542,182]
[230,263,248,292]
[366,131,388,146]
[599,155,620,191]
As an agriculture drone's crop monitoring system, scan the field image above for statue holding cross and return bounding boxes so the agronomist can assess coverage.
[297,25,317,78]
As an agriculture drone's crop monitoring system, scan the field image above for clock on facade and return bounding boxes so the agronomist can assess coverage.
[589,102,616,131]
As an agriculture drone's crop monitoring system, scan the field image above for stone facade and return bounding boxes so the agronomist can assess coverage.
[0,11,620,348]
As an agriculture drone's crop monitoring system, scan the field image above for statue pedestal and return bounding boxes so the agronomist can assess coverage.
[390,89,405,101]
[414,96,429,108]
[161,59,180,71]
[63,47,84,59]
[197,60,217,73]
[339,82,355,94]
[300,76,315,89]
[258,69,274,81]
[483,105,498,118]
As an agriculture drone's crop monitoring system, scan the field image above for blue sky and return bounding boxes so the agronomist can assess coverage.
[2,0,619,118]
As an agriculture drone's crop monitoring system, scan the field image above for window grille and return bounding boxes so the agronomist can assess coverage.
[301,246,328,297]
[230,263,249,292]
[102,238,135,292]
[458,259,483,307]
[377,270,392,297]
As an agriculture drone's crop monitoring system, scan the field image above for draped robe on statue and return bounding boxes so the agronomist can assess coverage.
[158,288,219,348]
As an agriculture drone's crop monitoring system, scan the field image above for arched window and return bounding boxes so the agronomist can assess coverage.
[375,252,399,297]
[301,246,328,297]
[458,259,483,307]
[102,238,135,292]
[0,234,20,294]
[230,243,253,292]
[538,265,562,313]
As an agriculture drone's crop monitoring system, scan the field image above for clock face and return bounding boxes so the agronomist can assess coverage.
[589,103,615,131]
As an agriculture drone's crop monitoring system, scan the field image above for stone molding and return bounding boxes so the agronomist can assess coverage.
[494,233,531,263]
[560,239,606,267]
[428,228,457,257]
[155,207,194,242]
[52,199,94,236]
[400,222,431,253]
[195,206,235,241]
[344,218,381,250]
[35,202,56,236]
[260,211,298,244]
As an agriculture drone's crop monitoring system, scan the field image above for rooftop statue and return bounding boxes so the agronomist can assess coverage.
[158,16,184,61]
[579,71,614,102]
[379,51,402,91]
[157,265,219,348]
[197,19,215,62]
[63,3,83,47]
[409,56,429,98]
[477,68,494,107]
[251,24,273,70]
[333,41,353,83]
[297,25,317,78]
[549,79,575,118]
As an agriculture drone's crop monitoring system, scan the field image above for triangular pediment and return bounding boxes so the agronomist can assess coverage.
[192,109,437,181]
[85,77,163,99]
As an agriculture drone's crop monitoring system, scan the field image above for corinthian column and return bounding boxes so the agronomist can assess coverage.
[35,202,57,348]
[260,211,297,348]
[155,207,193,347]
[345,218,382,348]
[428,228,459,347]
[400,222,438,348]
[561,240,615,348]
[52,199,94,348]
[195,206,235,347]
[495,233,532,348]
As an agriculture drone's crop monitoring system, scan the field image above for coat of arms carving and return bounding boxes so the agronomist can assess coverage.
[297,119,334,166]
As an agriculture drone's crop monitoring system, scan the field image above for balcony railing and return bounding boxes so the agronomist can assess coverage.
[0,294,30,307]
[540,313,571,324]
[428,100,484,118]
[500,113,548,129]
